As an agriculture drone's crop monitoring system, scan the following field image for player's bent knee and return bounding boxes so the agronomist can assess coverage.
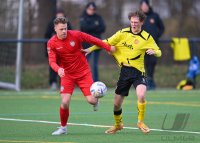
[137,93,145,98]
[61,98,70,108]
[61,102,69,109]
[61,93,71,108]
[86,95,97,105]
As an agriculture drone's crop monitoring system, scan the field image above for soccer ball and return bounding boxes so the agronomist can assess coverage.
[90,81,107,98]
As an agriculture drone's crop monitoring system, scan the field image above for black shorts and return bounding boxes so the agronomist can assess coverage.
[115,66,147,96]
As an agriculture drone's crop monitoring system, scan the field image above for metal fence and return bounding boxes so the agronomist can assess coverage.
[0,38,200,91]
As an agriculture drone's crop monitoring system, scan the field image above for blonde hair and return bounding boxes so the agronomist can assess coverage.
[128,10,146,22]
[54,17,67,25]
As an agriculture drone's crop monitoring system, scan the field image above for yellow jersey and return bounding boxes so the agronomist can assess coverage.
[89,27,161,72]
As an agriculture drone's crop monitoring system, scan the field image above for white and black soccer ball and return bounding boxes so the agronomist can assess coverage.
[90,81,107,98]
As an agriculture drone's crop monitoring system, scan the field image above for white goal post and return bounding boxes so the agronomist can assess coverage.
[0,0,24,91]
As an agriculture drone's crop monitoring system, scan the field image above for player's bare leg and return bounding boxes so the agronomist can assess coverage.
[136,84,150,133]
[52,93,72,135]
[85,95,99,111]
[105,94,124,134]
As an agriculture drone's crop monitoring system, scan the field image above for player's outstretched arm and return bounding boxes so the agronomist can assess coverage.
[82,45,115,56]
[87,39,107,52]
[108,46,116,54]
[146,49,161,57]
[144,35,162,57]
[79,32,112,52]
[88,39,115,52]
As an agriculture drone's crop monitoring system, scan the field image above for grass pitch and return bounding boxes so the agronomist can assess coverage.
[0,89,200,143]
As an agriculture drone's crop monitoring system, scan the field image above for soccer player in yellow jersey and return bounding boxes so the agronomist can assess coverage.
[83,10,161,134]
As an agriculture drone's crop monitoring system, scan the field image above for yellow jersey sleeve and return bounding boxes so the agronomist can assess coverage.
[89,39,108,52]
[106,30,121,45]
[141,35,162,57]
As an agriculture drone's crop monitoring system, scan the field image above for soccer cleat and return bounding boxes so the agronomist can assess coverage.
[93,100,99,111]
[137,122,150,133]
[105,123,124,134]
[52,127,67,135]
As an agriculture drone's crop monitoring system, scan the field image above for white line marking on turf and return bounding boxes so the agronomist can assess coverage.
[0,139,74,143]
[0,117,200,135]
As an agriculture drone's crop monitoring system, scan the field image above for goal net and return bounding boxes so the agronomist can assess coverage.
[0,43,19,90]
[0,0,23,91]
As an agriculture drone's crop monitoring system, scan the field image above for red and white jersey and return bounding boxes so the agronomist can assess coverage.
[47,30,111,76]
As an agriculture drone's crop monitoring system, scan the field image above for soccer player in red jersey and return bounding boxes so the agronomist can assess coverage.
[47,17,115,135]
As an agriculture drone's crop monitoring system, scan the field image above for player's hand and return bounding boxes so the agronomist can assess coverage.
[146,49,156,55]
[108,46,116,55]
[58,68,65,78]
[81,49,91,56]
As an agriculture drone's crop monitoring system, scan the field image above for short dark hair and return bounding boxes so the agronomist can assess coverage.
[128,10,146,22]
[54,17,67,25]
[86,2,96,10]
[140,0,150,6]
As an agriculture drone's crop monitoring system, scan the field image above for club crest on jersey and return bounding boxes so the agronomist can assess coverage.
[70,41,75,47]
[134,39,139,44]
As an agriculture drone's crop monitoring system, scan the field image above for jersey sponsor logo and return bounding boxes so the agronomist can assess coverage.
[70,41,75,47]
[122,42,133,50]
[134,39,139,44]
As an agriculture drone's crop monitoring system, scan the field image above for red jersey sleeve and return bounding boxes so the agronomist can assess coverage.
[47,40,60,72]
[78,31,111,51]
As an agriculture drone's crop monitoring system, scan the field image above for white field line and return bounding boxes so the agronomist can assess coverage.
[0,117,200,135]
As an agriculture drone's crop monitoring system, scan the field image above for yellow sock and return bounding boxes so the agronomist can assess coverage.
[114,109,122,127]
[137,100,146,122]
